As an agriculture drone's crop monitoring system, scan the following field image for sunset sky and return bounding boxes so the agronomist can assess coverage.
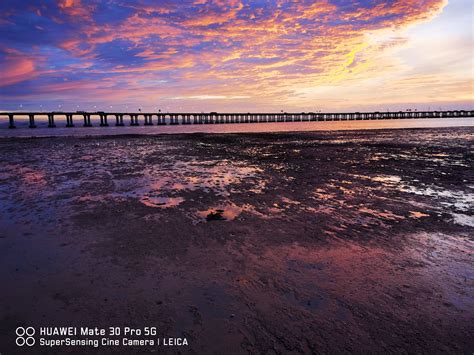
[0,0,472,112]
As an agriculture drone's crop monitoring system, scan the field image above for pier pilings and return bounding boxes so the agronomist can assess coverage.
[115,114,124,126]
[66,114,74,127]
[83,114,92,127]
[130,114,139,126]
[8,114,15,129]
[48,114,56,128]
[100,114,109,127]
[28,114,37,128]
[144,114,154,126]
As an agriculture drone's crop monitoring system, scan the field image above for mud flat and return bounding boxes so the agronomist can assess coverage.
[0,127,473,353]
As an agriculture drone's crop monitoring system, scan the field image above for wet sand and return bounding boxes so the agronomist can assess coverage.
[0,127,473,353]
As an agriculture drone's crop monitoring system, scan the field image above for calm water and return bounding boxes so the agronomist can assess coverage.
[0,117,472,138]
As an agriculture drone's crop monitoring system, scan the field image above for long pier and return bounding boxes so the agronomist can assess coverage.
[1,110,473,129]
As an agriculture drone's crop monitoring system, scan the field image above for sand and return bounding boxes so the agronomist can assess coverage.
[0,127,473,353]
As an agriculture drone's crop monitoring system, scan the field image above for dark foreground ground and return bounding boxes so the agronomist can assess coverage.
[0,127,473,354]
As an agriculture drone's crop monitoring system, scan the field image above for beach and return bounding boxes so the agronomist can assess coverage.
[0,127,473,353]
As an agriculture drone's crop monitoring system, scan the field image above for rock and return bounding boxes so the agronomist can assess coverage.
[206,210,226,221]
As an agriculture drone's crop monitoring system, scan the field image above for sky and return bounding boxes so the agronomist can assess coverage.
[0,0,472,112]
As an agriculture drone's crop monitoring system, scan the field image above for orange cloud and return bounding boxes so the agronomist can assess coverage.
[57,0,95,20]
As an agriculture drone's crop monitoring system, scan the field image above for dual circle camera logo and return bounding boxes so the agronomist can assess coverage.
[16,327,35,346]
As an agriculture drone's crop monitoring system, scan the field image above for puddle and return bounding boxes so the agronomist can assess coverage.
[398,183,473,225]
[195,202,264,222]
[313,189,336,200]
[451,213,474,227]
[140,196,185,208]
[280,197,301,205]
[165,160,264,196]
[359,207,404,221]
[409,211,430,218]
[399,185,473,211]
[372,175,402,184]
[197,204,245,222]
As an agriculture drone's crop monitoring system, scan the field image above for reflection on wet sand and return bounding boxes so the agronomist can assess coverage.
[140,196,185,208]
[0,127,472,353]
[409,211,430,218]
[197,204,243,221]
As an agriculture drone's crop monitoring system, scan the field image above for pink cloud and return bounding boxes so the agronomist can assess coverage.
[0,54,36,87]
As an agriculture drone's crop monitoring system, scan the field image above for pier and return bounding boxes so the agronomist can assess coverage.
[1,110,473,129]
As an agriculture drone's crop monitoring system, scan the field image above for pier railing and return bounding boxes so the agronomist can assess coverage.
[1,110,473,129]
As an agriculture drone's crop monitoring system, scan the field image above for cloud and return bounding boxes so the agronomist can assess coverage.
[57,0,96,20]
[0,48,36,87]
[0,0,471,111]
